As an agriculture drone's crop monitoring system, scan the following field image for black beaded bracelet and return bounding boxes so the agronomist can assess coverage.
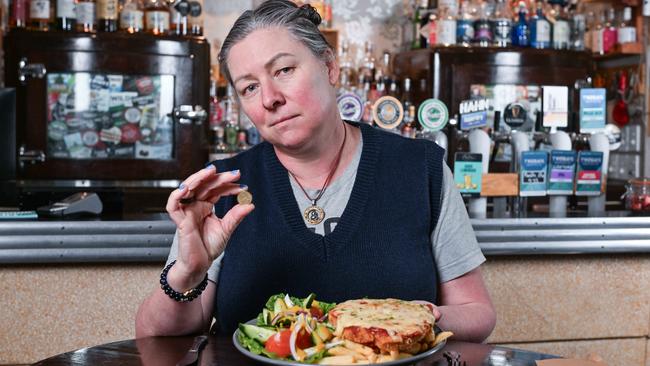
[159,260,208,303]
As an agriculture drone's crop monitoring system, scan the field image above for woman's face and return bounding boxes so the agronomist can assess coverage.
[227,27,339,151]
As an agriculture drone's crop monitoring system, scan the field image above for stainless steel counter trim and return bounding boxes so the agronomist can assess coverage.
[1,216,650,263]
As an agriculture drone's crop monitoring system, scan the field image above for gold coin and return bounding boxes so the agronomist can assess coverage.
[237,190,253,205]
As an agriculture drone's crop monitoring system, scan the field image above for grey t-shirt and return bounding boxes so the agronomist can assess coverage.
[167,134,485,285]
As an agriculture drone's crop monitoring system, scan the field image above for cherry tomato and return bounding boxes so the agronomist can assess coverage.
[264,329,312,357]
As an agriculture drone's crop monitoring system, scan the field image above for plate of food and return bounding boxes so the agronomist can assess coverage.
[233,293,452,365]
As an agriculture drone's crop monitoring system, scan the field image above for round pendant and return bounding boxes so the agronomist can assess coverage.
[304,205,325,225]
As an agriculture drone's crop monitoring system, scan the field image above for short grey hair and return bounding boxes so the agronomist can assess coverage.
[218,0,333,85]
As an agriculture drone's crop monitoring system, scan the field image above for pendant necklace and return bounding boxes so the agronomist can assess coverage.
[289,123,347,225]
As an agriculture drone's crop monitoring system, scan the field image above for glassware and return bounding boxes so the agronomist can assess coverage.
[625,178,650,213]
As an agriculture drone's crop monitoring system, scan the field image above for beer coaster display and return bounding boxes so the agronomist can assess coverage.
[519,151,548,197]
[372,96,404,130]
[547,150,576,195]
[46,72,174,160]
[337,92,363,122]
[418,98,449,132]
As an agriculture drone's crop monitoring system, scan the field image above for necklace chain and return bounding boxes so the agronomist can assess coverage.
[289,123,348,206]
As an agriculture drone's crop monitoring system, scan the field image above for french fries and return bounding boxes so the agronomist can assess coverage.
[318,328,453,364]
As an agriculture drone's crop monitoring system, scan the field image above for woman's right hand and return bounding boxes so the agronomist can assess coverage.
[165,165,255,289]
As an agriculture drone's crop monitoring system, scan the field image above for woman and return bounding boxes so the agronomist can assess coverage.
[136,0,496,342]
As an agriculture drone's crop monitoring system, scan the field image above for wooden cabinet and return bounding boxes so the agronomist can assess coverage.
[4,29,210,183]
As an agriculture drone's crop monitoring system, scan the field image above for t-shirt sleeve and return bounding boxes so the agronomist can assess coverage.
[431,163,486,283]
[166,229,224,284]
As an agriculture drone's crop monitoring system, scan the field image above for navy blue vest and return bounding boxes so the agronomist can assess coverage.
[212,122,444,334]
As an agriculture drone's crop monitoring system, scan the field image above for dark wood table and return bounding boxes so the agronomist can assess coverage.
[32,334,559,366]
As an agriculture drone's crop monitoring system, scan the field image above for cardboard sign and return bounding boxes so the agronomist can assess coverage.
[454,152,483,197]
[579,88,606,133]
[542,86,568,128]
[575,151,603,196]
[520,150,548,197]
[547,150,577,195]
[459,98,489,130]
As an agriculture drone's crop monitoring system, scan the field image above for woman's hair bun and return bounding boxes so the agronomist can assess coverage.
[298,4,322,26]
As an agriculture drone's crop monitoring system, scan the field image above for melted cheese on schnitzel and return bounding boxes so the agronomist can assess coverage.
[329,299,435,341]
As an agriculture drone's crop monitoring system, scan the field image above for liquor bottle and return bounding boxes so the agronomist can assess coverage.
[97,0,118,31]
[401,105,418,139]
[338,40,355,94]
[438,0,458,16]
[456,0,476,47]
[236,130,250,152]
[529,1,551,49]
[208,78,223,131]
[358,42,376,83]
[76,0,97,32]
[551,4,570,49]
[375,50,392,85]
[411,0,429,49]
[188,0,203,36]
[224,120,238,150]
[145,0,170,35]
[322,0,333,28]
[512,1,529,47]
[473,0,493,47]
[10,0,29,28]
[208,127,230,161]
[401,78,413,116]
[584,10,595,52]
[591,11,604,55]
[491,0,512,47]
[569,3,586,50]
[170,0,187,36]
[119,0,144,33]
[428,10,438,47]
[602,8,617,53]
[57,0,77,31]
[436,6,457,46]
[617,7,636,45]
[29,0,53,30]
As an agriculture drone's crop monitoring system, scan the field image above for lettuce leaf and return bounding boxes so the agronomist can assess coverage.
[236,330,285,360]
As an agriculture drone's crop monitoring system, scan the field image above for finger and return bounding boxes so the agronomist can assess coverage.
[220,203,255,235]
[166,184,192,224]
[191,170,243,200]
[202,184,248,205]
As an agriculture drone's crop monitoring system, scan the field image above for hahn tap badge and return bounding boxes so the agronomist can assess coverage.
[418,98,449,132]
[337,92,363,122]
[372,96,404,130]
[459,98,489,130]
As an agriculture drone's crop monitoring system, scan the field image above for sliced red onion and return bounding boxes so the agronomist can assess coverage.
[289,314,304,361]
[324,340,344,349]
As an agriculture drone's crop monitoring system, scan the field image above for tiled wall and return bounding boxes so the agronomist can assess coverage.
[2,255,649,365]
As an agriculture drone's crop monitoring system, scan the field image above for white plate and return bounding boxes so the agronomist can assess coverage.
[232,319,447,366]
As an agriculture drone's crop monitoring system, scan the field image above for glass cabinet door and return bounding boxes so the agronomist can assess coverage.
[47,72,175,161]
[5,31,211,182]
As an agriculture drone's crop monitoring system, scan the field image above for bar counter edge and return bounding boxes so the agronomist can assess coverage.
[2,214,650,263]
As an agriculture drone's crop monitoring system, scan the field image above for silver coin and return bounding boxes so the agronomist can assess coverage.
[237,190,253,205]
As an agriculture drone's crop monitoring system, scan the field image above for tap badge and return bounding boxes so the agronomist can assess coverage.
[418,99,449,132]
[503,102,527,129]
[337,92,363,122]
[372,96,404,130]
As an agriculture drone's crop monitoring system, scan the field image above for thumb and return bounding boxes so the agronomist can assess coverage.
[220,203,255,235]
